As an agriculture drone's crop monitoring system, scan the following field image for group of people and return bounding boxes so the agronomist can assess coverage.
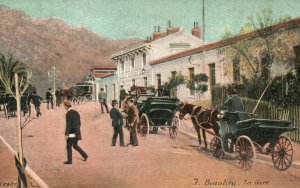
[63,85,137,165]
[46,88,63,109]
[97,85,139,147]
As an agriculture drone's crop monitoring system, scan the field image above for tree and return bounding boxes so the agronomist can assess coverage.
[221,8,292,80]
[186,73,208,98]
[163,72,185,97]
[220,8,294,100]
[0,53,32,188]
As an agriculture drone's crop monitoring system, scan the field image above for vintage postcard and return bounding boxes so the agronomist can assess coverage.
[0,0,299,187]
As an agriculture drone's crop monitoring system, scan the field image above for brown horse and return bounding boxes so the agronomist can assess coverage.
[178,102,220,150]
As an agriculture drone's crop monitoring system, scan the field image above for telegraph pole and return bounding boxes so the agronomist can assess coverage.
[48,66,59,108]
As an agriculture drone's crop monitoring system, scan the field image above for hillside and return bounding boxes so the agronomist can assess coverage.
[0,5,141,94]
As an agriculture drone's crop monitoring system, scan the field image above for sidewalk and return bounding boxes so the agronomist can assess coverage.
[0,138,42,188]
[179,118,300,169]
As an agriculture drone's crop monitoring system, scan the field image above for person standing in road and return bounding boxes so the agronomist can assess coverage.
[110,100,126,147]
[63,100,88,164]
[98,88,109,113]
[127,98,139,146]
[31,91,42,117]
[55,88,62,107]
[119,85,127,108]
[46,88,53,109]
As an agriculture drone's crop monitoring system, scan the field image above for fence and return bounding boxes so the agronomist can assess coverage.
[211,85,300,142]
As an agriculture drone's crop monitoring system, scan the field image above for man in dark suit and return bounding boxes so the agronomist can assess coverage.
[224,89,244,112]
[119,85,127,108]
[110,100,126,147]
[46,88,53,109]
[63,101,88,164]
[127,98,139,146]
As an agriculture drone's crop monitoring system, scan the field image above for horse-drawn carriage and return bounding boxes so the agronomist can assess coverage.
[178,102,297,171]
[210,111,297,171]
[137,97,180,139]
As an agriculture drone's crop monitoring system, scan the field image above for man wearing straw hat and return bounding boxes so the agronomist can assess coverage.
[63,100,88,164]
[110,100,126,147]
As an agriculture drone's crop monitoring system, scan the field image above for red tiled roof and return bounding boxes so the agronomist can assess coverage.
[91,65,116,69]
[149,17,300,66]
[98,73,115,78]
[91,72,115,78]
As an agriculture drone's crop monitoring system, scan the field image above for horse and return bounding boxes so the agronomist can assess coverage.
[178,102,220,150]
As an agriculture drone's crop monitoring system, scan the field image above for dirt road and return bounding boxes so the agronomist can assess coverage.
[0,102,299,188]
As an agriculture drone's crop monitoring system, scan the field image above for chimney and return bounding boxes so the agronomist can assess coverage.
[167,20,173,35]
[153,25,162,41]
[192,22,201,38]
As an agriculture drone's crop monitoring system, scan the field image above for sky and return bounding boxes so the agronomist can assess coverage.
[0,0,299,42]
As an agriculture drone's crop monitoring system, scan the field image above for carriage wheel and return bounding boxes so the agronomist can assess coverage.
[85,94,93,102]
[139,114,149,136]
[72,97,78,105]
[272,135,293,171]
[210,136,224,159]
[169,115,179,139]
[80,96,87,104]
[235,136,256,171]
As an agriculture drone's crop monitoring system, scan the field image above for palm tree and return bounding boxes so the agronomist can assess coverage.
[0,52,31,188]
[0,53,28,95]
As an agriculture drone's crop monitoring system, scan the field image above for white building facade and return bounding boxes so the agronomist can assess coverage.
[111,26,203,95]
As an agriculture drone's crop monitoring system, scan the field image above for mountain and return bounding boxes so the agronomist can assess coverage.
[0,5,141,94]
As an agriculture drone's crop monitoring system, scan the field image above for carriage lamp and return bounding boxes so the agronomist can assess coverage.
[142,68,145,74]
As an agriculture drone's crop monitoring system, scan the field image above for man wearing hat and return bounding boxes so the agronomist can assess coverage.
[219,89,244,152]
[110,100,126,146]
[224,89,244,112]
[63,100,88,164]
[46,88,53,109]
[98,88,109,114]
[119,85,127,108]
[127,97,139,146]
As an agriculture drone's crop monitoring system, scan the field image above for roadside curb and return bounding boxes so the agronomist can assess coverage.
[0,136,50,188]
[179,129,300,169]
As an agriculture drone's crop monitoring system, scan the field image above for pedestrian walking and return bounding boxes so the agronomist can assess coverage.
[55,88,62,107]
[98,88,109,113]
[63,100,88,164]
[127,98,139,146]
[31,91,42,117]
[46,88,53,109]
[119,85,127,108]
[110,100,126,147]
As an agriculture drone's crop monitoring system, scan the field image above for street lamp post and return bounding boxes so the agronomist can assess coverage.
[48,66,59,108]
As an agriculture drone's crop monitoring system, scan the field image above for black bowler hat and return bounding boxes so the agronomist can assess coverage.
[112,100,118,105]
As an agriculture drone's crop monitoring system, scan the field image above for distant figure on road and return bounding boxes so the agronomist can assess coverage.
[55,88,62,107]
[119,85,127,108]
[127,98,139,146]
[63,100,88,165]
[31,91,42,117]
[98,88,109,114]
[110,100,126,147]
[46,88,53,109]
